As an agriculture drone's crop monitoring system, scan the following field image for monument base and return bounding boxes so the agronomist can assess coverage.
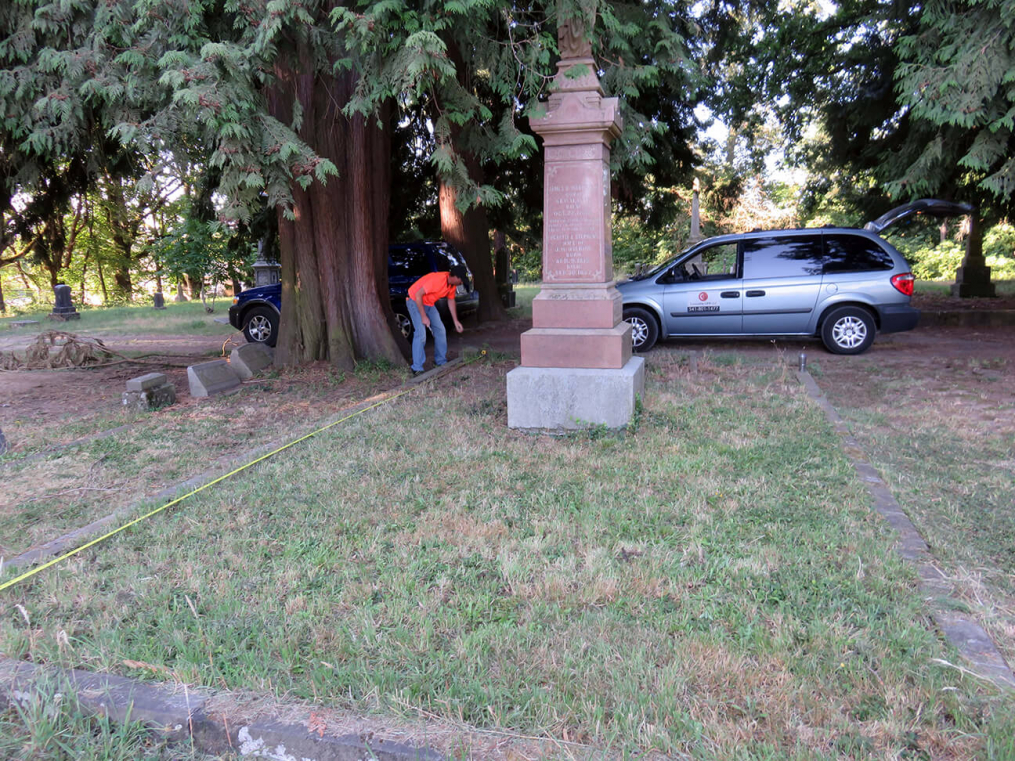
[506,357,645,430]
[951,263,996,298]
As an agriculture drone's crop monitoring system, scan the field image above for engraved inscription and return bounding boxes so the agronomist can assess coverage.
[547,144,601,162]
[544,163,605,283]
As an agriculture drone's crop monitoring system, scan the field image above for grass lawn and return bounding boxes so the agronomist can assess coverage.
[0,361,409,557]
[1,351,1013,758]
[811,352,1015,678]
[0,300,237,338]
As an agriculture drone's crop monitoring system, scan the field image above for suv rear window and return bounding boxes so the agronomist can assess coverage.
[390,245,433,278]
[742,236,824,278]
[822,234,894,273]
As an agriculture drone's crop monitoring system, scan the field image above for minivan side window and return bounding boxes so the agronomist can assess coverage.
[822,235,894,273]
[684,242,739,280]
[742,236,824,279]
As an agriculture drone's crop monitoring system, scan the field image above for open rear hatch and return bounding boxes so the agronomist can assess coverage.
[864,199,973,233]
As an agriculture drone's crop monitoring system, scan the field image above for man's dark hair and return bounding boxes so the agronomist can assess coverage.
[450,265,470,292]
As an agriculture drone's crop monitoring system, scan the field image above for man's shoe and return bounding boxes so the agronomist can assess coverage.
[411,369,425,377]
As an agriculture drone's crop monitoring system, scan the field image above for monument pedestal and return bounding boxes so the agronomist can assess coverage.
[507,357,645,430]
[951,264,996,298]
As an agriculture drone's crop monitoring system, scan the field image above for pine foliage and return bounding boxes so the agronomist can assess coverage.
[893,0,1015,202]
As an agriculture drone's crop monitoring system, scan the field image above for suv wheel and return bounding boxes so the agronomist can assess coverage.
[624,307,659,352]
[821,306,875,355]
[243,306,279,347]
[394,310,413,341]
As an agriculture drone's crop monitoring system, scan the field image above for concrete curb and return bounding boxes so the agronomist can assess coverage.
[919,309,1015,328]
[798,370,1015,689]
[0,658,441,761]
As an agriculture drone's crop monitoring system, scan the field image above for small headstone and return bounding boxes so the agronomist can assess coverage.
[11,320,40,328]
[951,214,996,298]
[187,360,241,397]
[0,427,7,456]
[153,292,166,309]
[48,284,80,321]
[229,343,274,380]
[122,373,176,411]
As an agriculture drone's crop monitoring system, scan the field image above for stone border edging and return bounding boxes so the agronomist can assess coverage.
[919,309,1015,328]
[798,369,1015,689]
[0,658,441,761]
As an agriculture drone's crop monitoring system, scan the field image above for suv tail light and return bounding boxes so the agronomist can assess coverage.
[891,272,915,296]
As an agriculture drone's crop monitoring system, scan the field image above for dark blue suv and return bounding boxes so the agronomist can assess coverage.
[229,241,479,347]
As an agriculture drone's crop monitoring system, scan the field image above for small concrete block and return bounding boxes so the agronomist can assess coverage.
[187,360,241,397]
[229,342,274,380]
[10,320,39,328]
[126,372,168,392]
[506,356,645,430]
[122,383,176,411]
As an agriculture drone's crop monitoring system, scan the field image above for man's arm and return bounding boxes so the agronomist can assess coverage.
[448,295,463,333]
[414,289,429,327]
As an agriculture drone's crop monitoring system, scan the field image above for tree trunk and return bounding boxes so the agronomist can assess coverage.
[0,277,5,313]
[436,41,507,324]
[97,259,109,303]
[267,55,402,369]
[439,176,506,322]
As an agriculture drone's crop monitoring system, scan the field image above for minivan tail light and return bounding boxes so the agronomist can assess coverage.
[891,272,915,296]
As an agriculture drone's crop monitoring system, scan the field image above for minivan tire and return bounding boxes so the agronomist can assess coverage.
[821,306,875,355]
[624,307,659,352]
[243,306,279,347]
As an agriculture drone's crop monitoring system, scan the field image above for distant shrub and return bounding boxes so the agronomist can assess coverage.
[894,222,1015,281]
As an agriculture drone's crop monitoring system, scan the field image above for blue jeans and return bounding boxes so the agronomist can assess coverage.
[406,300,447,372]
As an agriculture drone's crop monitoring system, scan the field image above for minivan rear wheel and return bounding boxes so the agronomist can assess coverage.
[624,307,659,352]
[821,306,875,355]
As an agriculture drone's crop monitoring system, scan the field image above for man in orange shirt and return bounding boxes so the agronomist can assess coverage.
[406,265,469,375]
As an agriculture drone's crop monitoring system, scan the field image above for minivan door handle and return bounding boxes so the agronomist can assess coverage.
[746,290,766,297]
[720,291,740,298]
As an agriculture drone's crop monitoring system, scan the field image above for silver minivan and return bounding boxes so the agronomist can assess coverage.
[618,200,971,355]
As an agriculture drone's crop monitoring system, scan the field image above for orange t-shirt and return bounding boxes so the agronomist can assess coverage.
[408,271,457,307]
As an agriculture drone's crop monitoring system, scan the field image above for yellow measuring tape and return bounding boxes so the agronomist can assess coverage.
[0,351,485,593]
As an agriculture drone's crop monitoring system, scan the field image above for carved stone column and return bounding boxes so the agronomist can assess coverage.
[506,15,644,430]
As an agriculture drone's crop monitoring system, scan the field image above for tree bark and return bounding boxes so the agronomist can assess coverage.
[439,174,506,322]
[267,57,402,369]
[436,41,507,324]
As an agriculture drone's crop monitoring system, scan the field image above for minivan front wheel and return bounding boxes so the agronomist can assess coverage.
[821,306,875,355]
[624,307,659,352]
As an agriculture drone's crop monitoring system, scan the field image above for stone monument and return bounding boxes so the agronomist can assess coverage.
[506,11,644,430]
[153,291,167,309]
[252,241,281,287]
[122,373,177,411]
[951,213,996,298]
[48,284,80,321]
[689,178,703,244]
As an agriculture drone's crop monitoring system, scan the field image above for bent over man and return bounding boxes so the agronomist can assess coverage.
[406,265,470,375]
